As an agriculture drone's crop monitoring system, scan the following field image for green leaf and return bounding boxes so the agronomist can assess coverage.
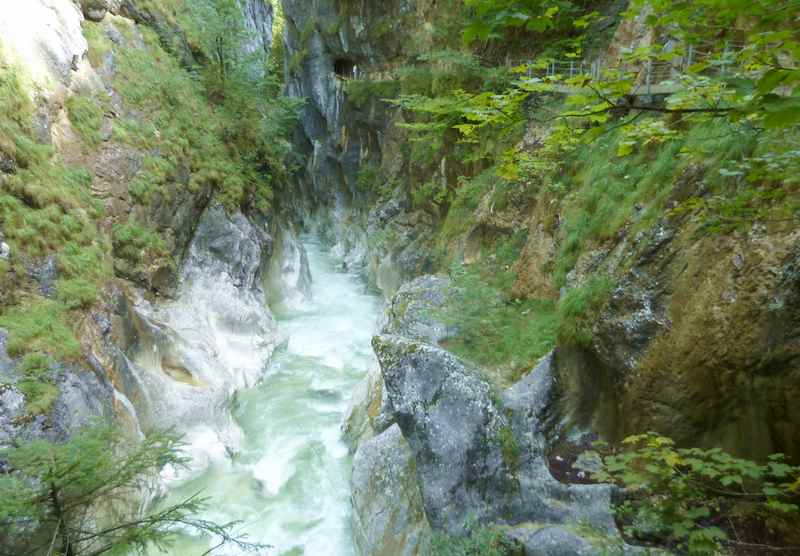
[757,69,791,95]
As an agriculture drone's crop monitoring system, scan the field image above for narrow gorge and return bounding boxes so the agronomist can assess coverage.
[1,1,799,556]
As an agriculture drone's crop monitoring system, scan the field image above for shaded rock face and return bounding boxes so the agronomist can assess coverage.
[555,218,800,461]
[351,424,431,556]
[241,0,274,58]
[183,204,272,291]
[280,0,431,281]
[0,330,114,450]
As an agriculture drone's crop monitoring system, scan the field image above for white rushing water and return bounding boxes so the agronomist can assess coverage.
[157,238,381,555]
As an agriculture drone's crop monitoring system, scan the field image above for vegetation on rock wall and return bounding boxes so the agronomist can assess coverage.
[339,0,800,551]
[0,0,300,363]
[0,2,304,550]
[431,523,520,556]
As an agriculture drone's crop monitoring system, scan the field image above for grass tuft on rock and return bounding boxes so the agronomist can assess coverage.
[66,93,105,147]
[556,275,613,347]
[0,298,81,361]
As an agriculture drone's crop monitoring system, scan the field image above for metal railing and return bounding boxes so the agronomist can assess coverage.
[336,43,749,96]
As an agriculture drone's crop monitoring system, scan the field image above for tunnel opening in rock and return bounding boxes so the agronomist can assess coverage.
[334,58,358,79]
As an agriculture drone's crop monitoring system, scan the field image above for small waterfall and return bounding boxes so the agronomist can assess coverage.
[113,388,144,441]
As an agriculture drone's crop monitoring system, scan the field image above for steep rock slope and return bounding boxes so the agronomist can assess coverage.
[280,0,436,292]
[0,0,309,460]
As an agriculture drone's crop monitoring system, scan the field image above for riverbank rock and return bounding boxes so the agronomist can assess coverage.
[351,424,431,556]
[266,223,312,308]
[343,365,394,450]
[381,275,454,345]
[372,333,642,550]
[372,334,517,533]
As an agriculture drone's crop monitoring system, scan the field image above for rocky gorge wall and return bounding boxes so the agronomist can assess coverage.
[280,0,438,294]
[280,1,800,554]
[0,0,314,480]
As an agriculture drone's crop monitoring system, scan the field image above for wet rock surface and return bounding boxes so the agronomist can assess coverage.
[351,424,431,556]
[373,336,625,537]
[266,224,312,307]
[372,334,515,533]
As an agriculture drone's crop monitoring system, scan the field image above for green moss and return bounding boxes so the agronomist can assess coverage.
[18,353,53,377]
[556,275,613,347]
[56,278,99,310]
[499,426,521,469]
[66,93,105,147]
[83,20,113,68]
[552,119,760,287]
[11,353,60,419]
[440,168,501,243]
[112,221,167,258]
[431,525,518,556]
[0,298,81,360]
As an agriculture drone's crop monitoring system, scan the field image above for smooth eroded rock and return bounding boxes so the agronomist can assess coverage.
[351,424,431,556]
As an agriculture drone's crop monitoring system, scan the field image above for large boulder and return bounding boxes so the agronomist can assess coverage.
[372,334,517,533]
[351,424,431,556]
[373,334,636,549]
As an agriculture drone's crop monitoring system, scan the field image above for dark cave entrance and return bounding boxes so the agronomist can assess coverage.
[334,58,358,79]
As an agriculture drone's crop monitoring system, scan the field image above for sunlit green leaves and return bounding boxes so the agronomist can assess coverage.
[462,0,591,47]
[579,433,800,554]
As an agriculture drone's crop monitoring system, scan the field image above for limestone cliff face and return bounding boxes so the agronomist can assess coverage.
[544,215,800,462]
[280,0,435,292]
[0,0,305,448]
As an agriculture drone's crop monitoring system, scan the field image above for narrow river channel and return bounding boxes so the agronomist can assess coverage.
[162,238,381,555]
